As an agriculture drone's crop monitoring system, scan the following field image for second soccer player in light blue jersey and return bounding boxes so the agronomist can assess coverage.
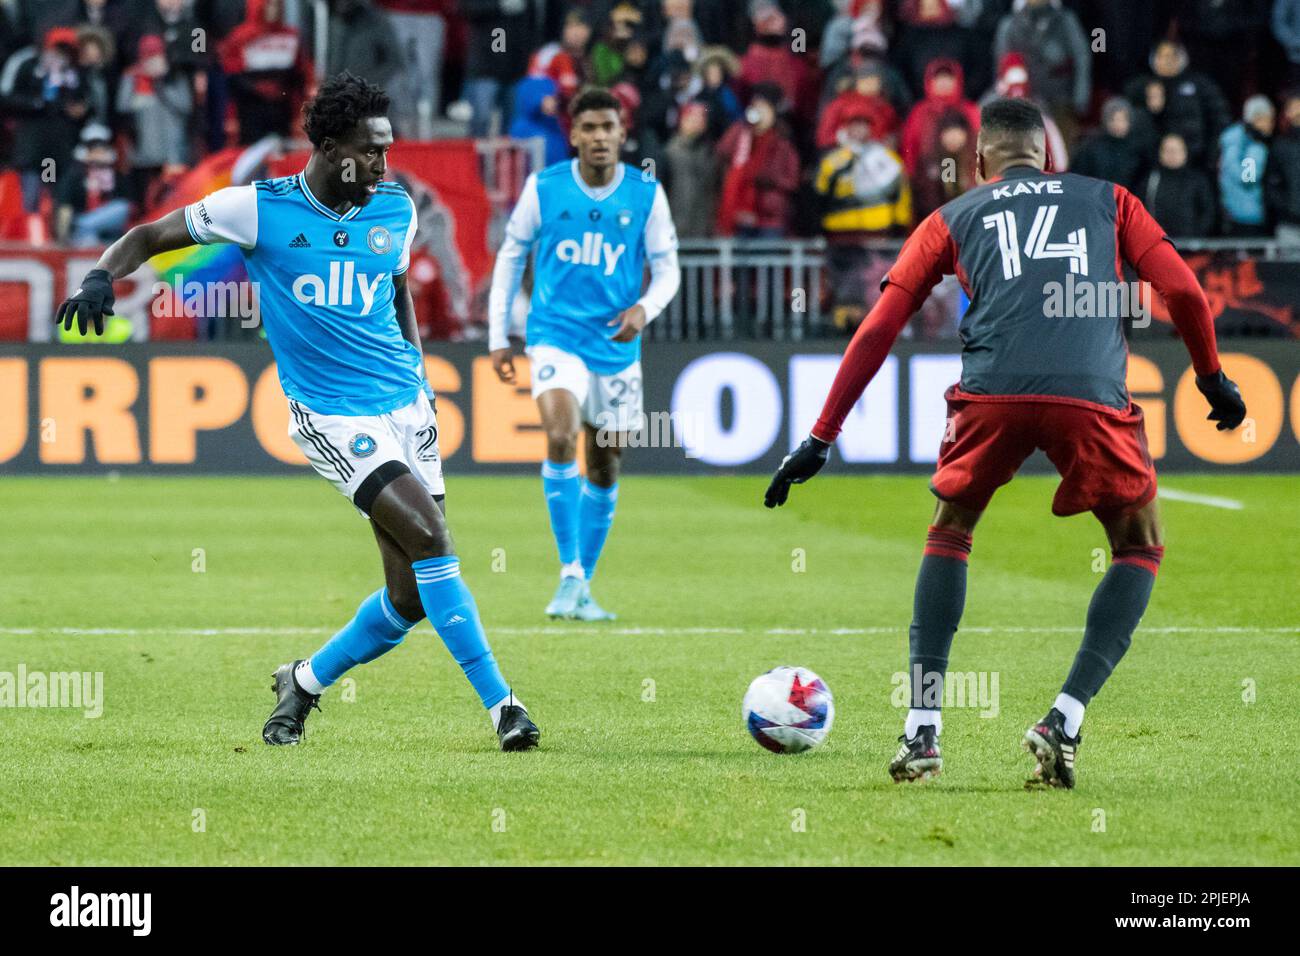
[56,73,540,752]
[488,87,681,621]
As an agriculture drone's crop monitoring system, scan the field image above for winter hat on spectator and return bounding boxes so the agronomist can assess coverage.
[850,0,887,53]
[137,34,166,60]
[678,100,708,131]
[1243,95,1274,123]
[995,53,1032,99]
[44,26,80,53]
[73,122,116,163]
[610,2,643,28]
[697,45,740,80]
[835,99,876,134]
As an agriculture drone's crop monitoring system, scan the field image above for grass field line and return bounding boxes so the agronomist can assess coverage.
[2,625,1296,637]
[1157,487,1245,509]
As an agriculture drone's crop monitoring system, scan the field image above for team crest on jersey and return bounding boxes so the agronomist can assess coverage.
[368,226,392,254]
[349,433,377,458]
[334,230,349,247]
[617,209,633,229]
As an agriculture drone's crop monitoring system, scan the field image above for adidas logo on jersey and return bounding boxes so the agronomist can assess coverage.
[555,231,626,276]
[289,233,311,248]
[292,260,386,314]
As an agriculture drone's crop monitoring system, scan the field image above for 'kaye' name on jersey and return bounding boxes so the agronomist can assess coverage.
[292,260,386,314]
[992,180,1063,200]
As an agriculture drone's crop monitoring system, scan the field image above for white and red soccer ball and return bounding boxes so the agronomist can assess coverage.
[743,666,834,754]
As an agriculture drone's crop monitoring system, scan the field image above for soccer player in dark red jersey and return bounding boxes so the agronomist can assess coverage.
[764,98,1246,789]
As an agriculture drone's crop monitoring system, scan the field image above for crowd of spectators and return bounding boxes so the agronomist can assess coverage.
[3,0,1300,263]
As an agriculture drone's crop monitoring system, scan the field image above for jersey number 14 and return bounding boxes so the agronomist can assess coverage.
[982,205,1089,280]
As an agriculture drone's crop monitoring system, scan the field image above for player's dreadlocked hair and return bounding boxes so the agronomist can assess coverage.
[979,97,1046,137]
[303,72,390,147]
[569,86,623,120]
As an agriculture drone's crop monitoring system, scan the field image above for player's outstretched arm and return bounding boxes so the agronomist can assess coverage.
[55,209,196,336]
[764,282,920,508]
[1117,184,1246,431]
[1133,240,1247,431]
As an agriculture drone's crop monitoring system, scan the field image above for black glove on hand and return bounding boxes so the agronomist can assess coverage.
[764,436,830,508]
[1195,369,1247,431]
[55,269,115,336]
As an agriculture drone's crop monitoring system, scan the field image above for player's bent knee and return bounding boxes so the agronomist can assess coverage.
[545,430,579,462]
[1100,499,1163,550]
[931,499,982,535]
[403,518,454,561]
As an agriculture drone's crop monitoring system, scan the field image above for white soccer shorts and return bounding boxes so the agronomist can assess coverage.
[526,344,643,433]
[288,393,445,516]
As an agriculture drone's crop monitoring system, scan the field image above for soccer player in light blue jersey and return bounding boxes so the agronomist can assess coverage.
[488,87,681,621]
[55,73,540,752]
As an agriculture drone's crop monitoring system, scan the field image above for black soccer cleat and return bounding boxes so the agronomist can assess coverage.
[496,703,540,752]
[889,724,942,782]
[1023,708,1080,789]
[262,661,321,746]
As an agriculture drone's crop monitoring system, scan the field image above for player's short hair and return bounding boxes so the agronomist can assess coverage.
[303,72,390,148]
[979,97,1045,139]
[569,87,623,121]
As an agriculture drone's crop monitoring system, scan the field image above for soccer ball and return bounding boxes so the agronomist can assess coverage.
[743,666,834,754]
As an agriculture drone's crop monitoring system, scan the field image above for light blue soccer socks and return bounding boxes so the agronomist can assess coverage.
[297,588,418,692]
[542,459,581,573]
[412,556,511,709]
[578,480,618,581]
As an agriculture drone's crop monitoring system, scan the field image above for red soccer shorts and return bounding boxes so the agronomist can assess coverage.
[930,386,1158,518]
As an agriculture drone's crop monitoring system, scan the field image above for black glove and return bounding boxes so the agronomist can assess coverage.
[764,436,830,508]
[1195,369,1247,431]
[55,269,115,336]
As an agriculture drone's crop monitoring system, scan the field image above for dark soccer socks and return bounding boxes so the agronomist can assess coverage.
[1062,545,1163,707]
[905,525,973,735]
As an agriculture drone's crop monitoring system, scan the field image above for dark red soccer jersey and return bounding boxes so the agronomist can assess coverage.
[885,165,1170,409]
[812,165,1220,443]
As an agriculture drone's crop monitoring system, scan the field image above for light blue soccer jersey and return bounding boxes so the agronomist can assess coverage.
[521,161,666,375]
[185,173,422,416]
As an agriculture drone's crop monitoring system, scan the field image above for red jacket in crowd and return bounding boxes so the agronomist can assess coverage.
[716,120,801,235]
[900,58,981,176]
[219,0,312,101]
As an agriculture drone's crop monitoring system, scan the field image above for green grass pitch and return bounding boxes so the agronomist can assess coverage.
[2,473,1297,866]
